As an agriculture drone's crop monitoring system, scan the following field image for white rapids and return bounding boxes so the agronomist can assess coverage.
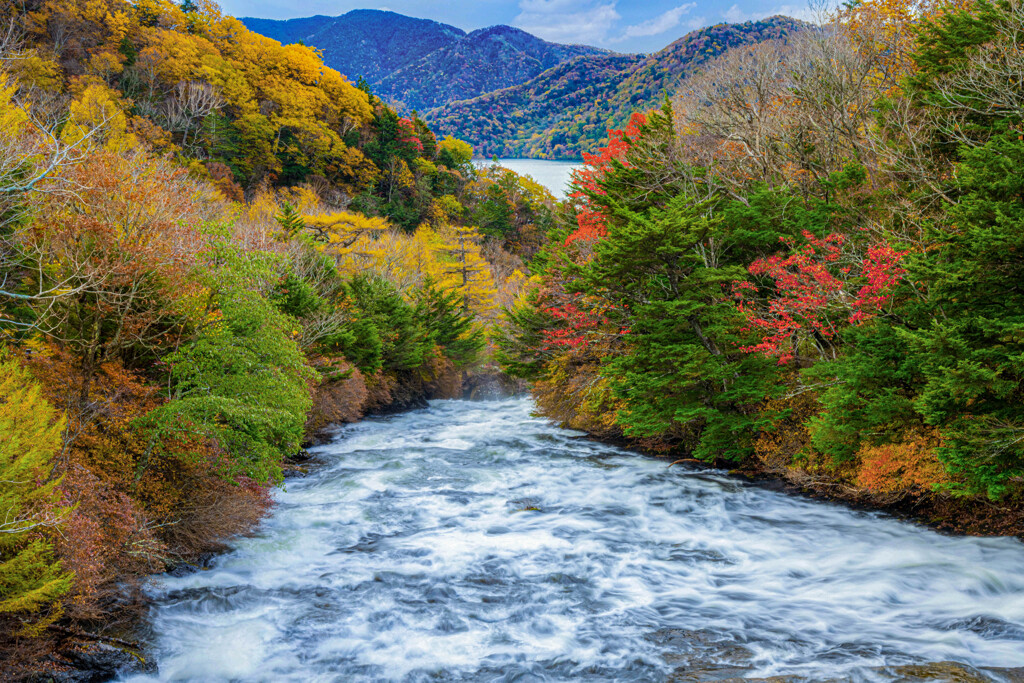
[122,398,1024,682]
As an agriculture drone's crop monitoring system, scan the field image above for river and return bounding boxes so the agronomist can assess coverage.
[123,399,1024,682]
[474,159,582,199]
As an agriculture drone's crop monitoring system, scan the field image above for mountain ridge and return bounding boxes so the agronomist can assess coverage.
[426,16,808,158]
[242,11,808,159]
[376,24,611,111]
[241,10,608,112]
[241,10,468,85]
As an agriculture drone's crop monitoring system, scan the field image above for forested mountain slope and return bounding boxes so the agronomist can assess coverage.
[241,10,467,84]
[376,25,608,111]
[242,10,606,113]
[428,16,807,158]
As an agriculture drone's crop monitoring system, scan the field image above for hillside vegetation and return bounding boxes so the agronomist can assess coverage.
[498,0,1024,523]
[244,11,804,160]
[4,0,1024,677]
[428,16,806,158]
[0,0,555,675]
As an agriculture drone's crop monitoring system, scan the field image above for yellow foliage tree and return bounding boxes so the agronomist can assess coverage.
[305,211,390,263]
[437,224,499,318]
[0,74,28,142]
[61,82,136,152]
[837,0,972,93]
[0,355,74,633]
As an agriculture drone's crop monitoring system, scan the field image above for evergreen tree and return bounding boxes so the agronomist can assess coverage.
[414,281,485,367]
[139,245,316,482]
[494,290,559,380]
[906,128,1024,498]
[577,196,781,461]
[275,203,305,241]
[342,274,432,372]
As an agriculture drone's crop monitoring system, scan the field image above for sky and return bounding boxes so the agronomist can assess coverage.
[219,0,821,54]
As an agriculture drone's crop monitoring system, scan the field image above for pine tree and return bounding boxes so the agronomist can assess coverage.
[342,275,431,372]
[275,203,305,240]
[414,281,485,367]
[304,211,389,263]
[906,127,1024,498]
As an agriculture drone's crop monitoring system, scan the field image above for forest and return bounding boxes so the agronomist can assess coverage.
[2,0,1024,678]
[498,0,1024,522]
[0,0,556,675]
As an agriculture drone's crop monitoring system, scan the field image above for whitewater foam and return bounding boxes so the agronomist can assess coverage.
[121,398,1024,682]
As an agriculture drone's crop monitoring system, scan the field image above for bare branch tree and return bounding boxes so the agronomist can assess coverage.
[0,95,111,315]
[155,80,225,157]
[929,0,1024,141]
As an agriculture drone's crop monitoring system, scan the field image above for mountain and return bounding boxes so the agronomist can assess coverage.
[242,11,607,113]
[241,10,467,84]
[376,25,608,112]
[243,11,807,159]
[426,16,808,159]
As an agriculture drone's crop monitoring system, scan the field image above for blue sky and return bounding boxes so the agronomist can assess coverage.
[221,0,818,53]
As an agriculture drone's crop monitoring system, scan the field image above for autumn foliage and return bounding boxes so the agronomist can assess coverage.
[0,0,543,671]
[566,112,646,245]
[855,432,951,497]
[733,231,908,364]
[0,356,72,634]
[499,0,1024,514]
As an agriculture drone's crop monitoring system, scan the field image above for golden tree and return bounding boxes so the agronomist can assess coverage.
[437,225,499,318]
[0,355,73,633]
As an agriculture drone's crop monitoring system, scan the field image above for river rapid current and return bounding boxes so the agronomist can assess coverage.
[123,399,1024,682]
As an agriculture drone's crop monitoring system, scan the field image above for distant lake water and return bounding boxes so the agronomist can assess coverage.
[474,158,582,199]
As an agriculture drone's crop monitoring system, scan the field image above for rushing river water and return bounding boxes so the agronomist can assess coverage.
[123,399,1024,682]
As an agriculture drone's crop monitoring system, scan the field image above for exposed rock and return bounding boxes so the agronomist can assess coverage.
[884,661,1024,682]
[29,643,154,683]
[166,562,200,578]
[462,372,525,401]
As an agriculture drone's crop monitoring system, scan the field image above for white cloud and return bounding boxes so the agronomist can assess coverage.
[721,2,827,24]
[619,3,697,39]
[514,0,621,44]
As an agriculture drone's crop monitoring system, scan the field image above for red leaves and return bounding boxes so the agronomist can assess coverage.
[539,294,620,351]
[397,118,424,155]
[541,302,603,349]
[851,243,907,323]
[565,112,647,246]
[734,231,908,364]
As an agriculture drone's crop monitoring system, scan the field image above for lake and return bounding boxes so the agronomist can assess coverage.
[475,158,582,199]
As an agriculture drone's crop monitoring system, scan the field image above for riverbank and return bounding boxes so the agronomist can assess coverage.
[23,379,1023,682]
[736,458,1024,540]
[10,367,524,683]
[570,425,1024,542]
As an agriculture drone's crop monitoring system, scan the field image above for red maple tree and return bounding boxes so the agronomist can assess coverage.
[733,231,908,364]
[565,112,646,245]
